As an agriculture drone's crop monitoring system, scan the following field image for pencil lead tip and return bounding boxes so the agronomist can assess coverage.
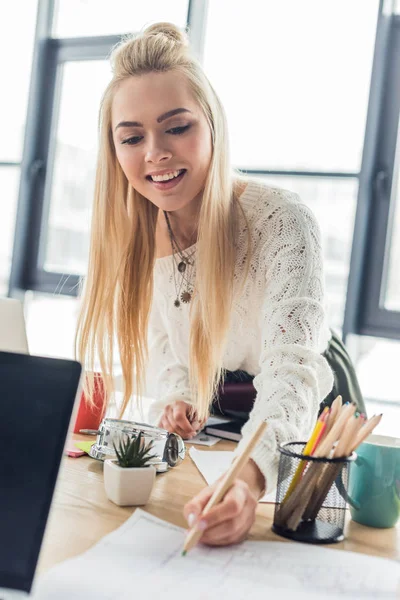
[182,550,187,557]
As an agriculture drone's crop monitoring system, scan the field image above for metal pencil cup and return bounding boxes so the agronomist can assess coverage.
[272,442,356,544]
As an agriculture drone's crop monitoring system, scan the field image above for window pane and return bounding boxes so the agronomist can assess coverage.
[348,333,400,408]
[204,0,378,172]
[0,167,20,295]
[383,125,400,311]
[53,0,188,37]
[25,292,79,359]
[254,175,358,331]
[42,61,112,275]
[0,1,38,161]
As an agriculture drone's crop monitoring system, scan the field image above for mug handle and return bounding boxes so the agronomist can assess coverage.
[335,455,368,510]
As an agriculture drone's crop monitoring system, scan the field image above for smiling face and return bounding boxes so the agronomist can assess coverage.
[111,70,213,213]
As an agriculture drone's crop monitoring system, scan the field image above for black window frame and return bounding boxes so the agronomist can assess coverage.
[344,10,400,340]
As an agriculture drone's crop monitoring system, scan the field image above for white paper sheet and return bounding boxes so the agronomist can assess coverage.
[189,447,276,503]
[33,509,400,599]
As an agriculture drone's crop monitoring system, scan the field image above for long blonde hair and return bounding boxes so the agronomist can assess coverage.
[75,22,248,422]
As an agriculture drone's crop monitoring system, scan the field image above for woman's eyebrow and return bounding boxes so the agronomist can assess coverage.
[114,108,192,131]
[157,107,192,122]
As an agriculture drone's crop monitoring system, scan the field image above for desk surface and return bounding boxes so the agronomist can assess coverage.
[38,436,400,572]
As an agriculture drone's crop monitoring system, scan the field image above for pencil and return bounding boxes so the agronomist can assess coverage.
[350,413,382,453]
[282,408,329,503]
[182,420,268,556]
[322,395,342,439]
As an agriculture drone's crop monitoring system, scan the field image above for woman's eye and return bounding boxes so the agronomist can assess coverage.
[121,136,143,145]
[167,125,191,135]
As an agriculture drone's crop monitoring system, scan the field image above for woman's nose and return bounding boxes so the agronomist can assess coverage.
[145,139,172,163]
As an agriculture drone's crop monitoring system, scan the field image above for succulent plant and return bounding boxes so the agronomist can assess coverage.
[113,431,157,468]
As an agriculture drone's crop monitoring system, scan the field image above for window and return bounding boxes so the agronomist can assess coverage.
[0,1,37,292]
[42,60,112,275]
[0,168,20,294]
[52,0,189,38]
[350,10,400,339]
[203,0,378,172]
[203,0,377,331]
[10,0,201,294]
[383,126,400,311]
[0,2,38,162]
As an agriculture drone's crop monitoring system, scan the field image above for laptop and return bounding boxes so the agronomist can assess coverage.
[0,298,29,354]
[0,351,82,598]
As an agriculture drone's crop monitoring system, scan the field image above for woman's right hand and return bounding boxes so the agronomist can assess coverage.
[158,400,203,439]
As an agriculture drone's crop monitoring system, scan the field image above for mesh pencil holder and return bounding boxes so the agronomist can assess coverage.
[272,441,356,544]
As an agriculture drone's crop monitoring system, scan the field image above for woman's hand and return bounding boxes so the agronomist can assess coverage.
[158,400,204,439]
[183,460,265,546]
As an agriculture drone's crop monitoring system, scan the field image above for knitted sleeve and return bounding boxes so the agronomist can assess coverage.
[233,199,334,492]
[146,295,193,425]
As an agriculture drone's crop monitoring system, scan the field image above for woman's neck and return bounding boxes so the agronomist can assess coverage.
[154,179,248,258]
[157,193,201,251]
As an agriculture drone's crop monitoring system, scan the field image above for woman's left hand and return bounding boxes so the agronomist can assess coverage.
[183,478,258,546]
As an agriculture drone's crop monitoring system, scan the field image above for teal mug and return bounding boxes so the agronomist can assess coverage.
[348,434,400,528]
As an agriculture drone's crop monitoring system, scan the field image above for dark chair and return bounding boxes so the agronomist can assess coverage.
[213,330,366,423]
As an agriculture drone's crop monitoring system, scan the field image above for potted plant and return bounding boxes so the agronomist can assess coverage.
[104,431,157,506]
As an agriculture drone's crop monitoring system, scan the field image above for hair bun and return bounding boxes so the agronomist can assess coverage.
[143,22,189,47]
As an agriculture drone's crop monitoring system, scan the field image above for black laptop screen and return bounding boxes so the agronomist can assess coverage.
[0,352,81,593]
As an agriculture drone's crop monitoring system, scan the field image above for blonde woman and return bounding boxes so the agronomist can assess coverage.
[76,22,365,546]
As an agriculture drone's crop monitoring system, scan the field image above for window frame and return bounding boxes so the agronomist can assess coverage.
[343,10,400,340]
[9,0,400,344]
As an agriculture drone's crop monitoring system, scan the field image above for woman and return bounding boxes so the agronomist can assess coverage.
[76,22,362,546]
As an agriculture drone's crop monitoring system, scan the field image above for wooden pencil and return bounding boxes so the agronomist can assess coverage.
[182,420,267,555]
[281,407,329,504]
[349,414,382,453]
[322,395,342,439]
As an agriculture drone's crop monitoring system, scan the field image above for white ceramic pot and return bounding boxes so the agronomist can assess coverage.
[103,460,156,506]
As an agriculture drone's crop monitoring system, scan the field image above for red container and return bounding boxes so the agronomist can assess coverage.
[73,372,106,434]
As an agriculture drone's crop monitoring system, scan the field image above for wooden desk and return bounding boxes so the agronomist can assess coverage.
[38,437,400,572]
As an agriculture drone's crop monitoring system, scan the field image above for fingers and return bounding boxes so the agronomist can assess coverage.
[199,480,249,529]
[172,402,197,437]
[201,506,256,546]
[159,402,197,439]
[183,480,258,547]
[183,483,215,526]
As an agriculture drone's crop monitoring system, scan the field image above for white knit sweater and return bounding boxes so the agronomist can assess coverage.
[146,179,334,491]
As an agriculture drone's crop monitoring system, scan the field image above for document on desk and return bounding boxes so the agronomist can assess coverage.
[189,447,276,502]
[33,509,400,600]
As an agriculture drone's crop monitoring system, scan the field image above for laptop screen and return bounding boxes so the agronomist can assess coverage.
[0,352,82,594]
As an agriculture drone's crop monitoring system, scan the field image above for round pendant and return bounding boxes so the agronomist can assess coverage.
[174,299,181,308]
[178,261,186,273]
[180,291,192,304]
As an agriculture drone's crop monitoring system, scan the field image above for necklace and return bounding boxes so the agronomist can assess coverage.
[163,211,196,307]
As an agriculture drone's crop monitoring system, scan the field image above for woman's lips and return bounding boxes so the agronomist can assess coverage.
[148,169,186,190]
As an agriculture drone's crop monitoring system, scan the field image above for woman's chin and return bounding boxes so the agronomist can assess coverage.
[150,193,195,213]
